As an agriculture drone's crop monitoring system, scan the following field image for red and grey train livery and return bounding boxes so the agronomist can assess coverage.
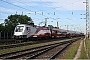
[14,24,51,39]
[13,24,84,39]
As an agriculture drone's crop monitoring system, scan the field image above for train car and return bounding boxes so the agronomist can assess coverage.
[66,30,84,37]
[14,24,84,39]
[59,29,67,37]
[75,31,84,37]
[30,26,51,39]
[66,30,76,37]
[51,28,67,38]
[13,24,51,39]
[14,24,36,39]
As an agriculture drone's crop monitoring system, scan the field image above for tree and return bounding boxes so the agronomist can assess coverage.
[4,14,33,32]
[0,23,5,32]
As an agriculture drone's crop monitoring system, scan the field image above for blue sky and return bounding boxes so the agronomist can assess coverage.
[0,0,90,33]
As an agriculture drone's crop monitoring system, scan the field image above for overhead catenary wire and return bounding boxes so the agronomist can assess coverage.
[0,0,48,19]
[1,0,71,25]
[0,0,85,19]
[0,0,54,26]
[14,0,56,16]
[40,0,82,20]
[0,0,74,19]
[14,0,59,20]
[39,0,78,24]
[12,0,63,22]
[0,0,32,12]
[0,0,86,31]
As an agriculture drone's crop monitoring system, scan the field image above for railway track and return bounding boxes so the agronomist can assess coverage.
[0,37,82,45]
[0,41,34,50]
[0,38,70,50]
[0,38,80,59]
[26,43,70,59]
[0,39,39,45]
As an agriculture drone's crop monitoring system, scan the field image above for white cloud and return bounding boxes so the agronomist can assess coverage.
[13,0,53,2]
[43,0,86,10]
[0,7,16,13]
[0,7,28,14]
[12,0,89,10]
[13,2,38,6]
[1,0,89,14]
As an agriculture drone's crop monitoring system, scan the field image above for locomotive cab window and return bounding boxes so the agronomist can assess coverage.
[26,27,31,34]
[26,27,30,30]
[15,26,24,32]
[26,27,28,30]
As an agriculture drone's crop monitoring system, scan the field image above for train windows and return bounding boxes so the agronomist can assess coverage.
[15,26,24,32]
[26,27,28,30]
[26,27,30,30]
[60,32,67,34]
[63,32,67,34]
[26,27,31,34]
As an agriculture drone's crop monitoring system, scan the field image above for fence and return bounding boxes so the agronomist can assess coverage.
[0,32,13,39]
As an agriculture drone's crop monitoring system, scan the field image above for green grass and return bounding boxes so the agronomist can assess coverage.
[79,41,88,59]
[61,40,81,59]
[79,39,90,59]
[0,41,34,46]
[0,40,63,54]
[85,39,90,58]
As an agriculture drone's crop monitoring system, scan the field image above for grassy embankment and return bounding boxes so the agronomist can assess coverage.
[79,39,88,59]
[62,39,90,59]
[0,40,63,54]
[61,40,81,59]
[79,39,90,59]
[85,39,90,58]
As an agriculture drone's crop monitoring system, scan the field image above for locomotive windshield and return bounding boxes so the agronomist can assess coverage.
[15,26,24,32]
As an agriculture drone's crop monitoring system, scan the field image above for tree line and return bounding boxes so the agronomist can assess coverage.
[0,14,33,32]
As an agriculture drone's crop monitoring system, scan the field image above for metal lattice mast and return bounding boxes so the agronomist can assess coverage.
[84,0,90,39]
[45,18,49,27]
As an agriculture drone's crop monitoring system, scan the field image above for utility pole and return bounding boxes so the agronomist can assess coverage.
[22,11,23,15]
[67,25,68,31]
[83,0,90,39]
[45,18,49,27]
[65,25,68,31]
[16,11,17,14]
[57,21,59,28]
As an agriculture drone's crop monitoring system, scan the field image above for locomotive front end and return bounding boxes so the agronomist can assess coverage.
[13,25,27,39]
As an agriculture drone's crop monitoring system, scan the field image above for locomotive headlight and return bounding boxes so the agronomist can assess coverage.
[22,32,24,34]
[33,35,37,37]
[22,32,23,34]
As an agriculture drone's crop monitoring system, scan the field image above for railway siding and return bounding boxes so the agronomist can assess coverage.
[0,39,75,59]
[0,37,81,58]
[0,38,73,55]
[55,38,82,59]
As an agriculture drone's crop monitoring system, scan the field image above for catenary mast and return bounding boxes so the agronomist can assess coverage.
[84,0,90,39]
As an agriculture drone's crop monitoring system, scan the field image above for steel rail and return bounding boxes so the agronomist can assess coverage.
[0,37,81,59]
